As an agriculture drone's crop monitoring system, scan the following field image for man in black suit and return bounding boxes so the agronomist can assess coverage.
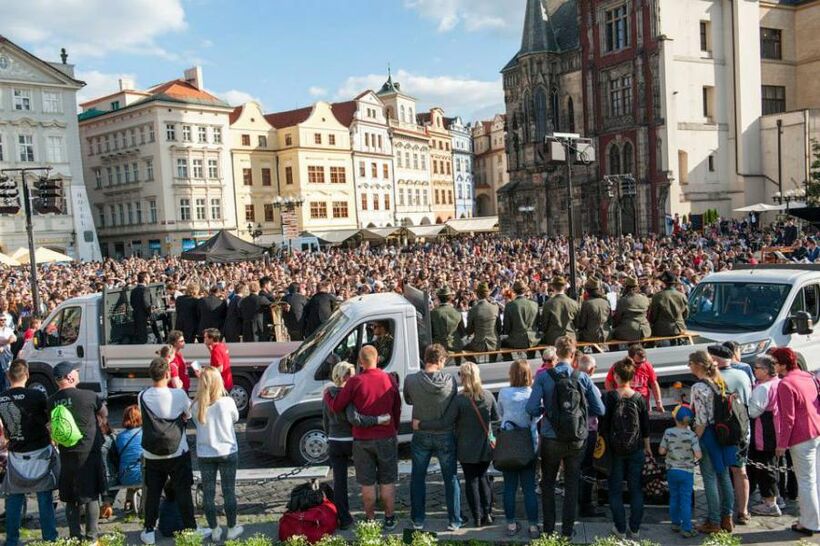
[197,286,227,340]
[259,276,275,341]
[282,283,307,341]
[173,284,201,343]
[301,280,339,338]
[784,219,799,246]
[239,281,273,342]
[222,282,246,343]
[130,272,153,344]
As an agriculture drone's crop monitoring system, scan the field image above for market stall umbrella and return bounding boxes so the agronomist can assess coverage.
[733,203,779,213]
[0,252,20,266]
[12,247,73,264]
[180,230,267,263]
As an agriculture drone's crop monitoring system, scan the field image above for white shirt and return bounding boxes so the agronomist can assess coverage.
[191,397,239,458]
[140,387,191,459]
[0,326,15,353]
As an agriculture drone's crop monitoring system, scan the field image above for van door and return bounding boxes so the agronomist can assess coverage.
[38,306,97,388]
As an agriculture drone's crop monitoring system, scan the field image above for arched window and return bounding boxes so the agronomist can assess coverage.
[609,144,621,174]
[534,87,548,142]
[522,91,531,142]
[409,108,414,121]
[400,105,406,122]
[567,97,575,132]
[622,142,633,174]
[551,89,560,131]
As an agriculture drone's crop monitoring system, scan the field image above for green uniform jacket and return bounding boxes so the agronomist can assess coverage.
[648,288,689,337]
[372,333,394,367]
[612,293,652,341]
[576,296,611,343]
[430,303,466,352]
[465,299,501,352]
[501,296,539,349]
[539,293,580,346]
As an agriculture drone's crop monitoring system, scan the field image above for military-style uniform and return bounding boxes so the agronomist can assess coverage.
[430,302,466,352]
[576,295,611,343]
[612,292,652,341]
[539,293,580,346]
[648,287,689,337]
[372,333,394,367]
[465,298,501,352]
[501,296,539,349]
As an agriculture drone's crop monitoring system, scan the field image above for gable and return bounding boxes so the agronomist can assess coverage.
[303,102,347,130]
[0,40,82,88]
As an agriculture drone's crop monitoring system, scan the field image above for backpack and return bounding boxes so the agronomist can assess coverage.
[50,404,82,447]
[139,391,185,456]
[278,499,337,544]
[705,380,749,446]
[609,392,643,456]
[547,369,588,443]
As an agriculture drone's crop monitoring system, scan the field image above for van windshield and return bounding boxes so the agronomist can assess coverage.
[279,310,348,373]
[687,282,791,333]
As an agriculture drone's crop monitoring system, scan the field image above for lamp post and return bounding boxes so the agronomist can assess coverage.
[773,188,806,213]
[247,222,263,244]
[272,195,305,251]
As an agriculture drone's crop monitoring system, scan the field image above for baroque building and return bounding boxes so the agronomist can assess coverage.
[472,114,508,216]
[446,116,474,219]
[418,108,456,223]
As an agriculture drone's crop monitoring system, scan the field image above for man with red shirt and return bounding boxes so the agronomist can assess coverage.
[324,345,401,530]
[604,344,664,412]
[204,328,233,391]
[167,330,191,392]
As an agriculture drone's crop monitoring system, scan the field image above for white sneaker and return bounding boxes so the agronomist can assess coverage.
[197,527,213,539]
[140,530,156,545]
[211,527,223,542]
[226,526,244,540]
[611,526,624,538]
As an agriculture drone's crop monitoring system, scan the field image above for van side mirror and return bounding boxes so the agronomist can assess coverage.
[787,311,814,336]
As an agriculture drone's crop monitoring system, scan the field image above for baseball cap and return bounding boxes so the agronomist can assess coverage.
[672,404,694,424]
[53,361,80,380]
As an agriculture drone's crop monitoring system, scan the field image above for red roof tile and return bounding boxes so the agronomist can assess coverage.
[330,101,357,127]
[264,105,314,129]
[229,105,243,124]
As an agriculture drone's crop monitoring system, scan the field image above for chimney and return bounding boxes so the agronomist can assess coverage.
[60,48,68,64]
[118,78,135,91]
[184,66,203,90]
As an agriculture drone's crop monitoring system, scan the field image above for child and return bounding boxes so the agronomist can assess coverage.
[98,413,119,519]
[658,404,702,538]
[24,317,41,343]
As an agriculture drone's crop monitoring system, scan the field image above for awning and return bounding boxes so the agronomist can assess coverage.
[734,203,779,212]
[0,252,20,266]
[305,229,362,244]
[403,225,445,239]
[360,227,401,241]
[444,216,499,234]
[12,247,73,264]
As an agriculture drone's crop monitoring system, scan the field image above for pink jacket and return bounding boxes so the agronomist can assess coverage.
[776,370,820,450]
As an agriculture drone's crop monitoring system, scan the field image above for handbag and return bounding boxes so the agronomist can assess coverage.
[2,444,60,495]
[469,397,495,450]
[492,422,535,471]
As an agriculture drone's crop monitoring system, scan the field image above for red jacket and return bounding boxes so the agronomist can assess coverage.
[324,367,401,440]
[209,342,233,391]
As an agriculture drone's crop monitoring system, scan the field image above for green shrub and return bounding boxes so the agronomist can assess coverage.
[98,532,126,546]
[316,534,350,546]
[589,537,660,546]
[531,533,573,546]
[283,535,311,546]
[701,531,741,546]
[226,533,273,546]
[410,531,438,546]
[174,529,204,546]
[354,520,383,545]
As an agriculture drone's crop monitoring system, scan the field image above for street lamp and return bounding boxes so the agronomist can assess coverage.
[773,188,806,212]
[272,195,306,250]
[247,222,263,243]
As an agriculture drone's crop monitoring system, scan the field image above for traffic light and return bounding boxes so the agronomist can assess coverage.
[33,176,64,214]
[0,175,21,215]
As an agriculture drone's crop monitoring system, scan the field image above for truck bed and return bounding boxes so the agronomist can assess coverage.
[100,341,300,371]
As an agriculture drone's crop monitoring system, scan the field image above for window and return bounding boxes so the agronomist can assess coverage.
[609,75,632,117]
[384,193,390,210]
[105,135,111,152]
[383,164,389,179]
[123,165,130,184]
[13,89,32,111]
[314,133,322,145]
[243,168,253,186]
[182,125,191,142]
[435,189,440,204]
[568,97,575,132]
[166,124,176,141]
[760,28,782,60]
[604,4,629,52]
[241,134,250,146]
[264,203,274,222]
[207,159,218,178]
[400,105,406,121]
[245,204,255,222]
[262,167,272,186]
[46,136,64,163]
[609,144,621,174]
[132,162,139,182]
[361,193,368,211]
[332,201,349,218]
[42,307,82,348]
[411,152,416,169]
[420,155,426,170]
[423,190,428,205]
[106,167,113,186]
[708,154,715,172]
[195,198,206,220]
[198,126,208,143]
[258,135,268,147]
[109,205,116,227]
[43,91,62,113]
[762,85,786,115]
[285,166,294,184]
[146,159,154,180]
[148,124,155,142]
[328,134,336,146]
[310,201,327,218]
[446,162,451,175]
[213,127,222,144]
[135,201,142,224]
[127,203,134,224]
[397,153,403,168]
[192,159,203,178]
[330,166,345,183]
[18,135,34,162]
[149,200,157,223]
[448,190,453,205]
[371,163,378,178]
[210,198,221,220]
[399,188,405,205]
[308,166,324,183]
[111,101,120,111]
[180,199,191,220]
[622,142,633,174]
[140,127,146,144]
[433,162,439,175]
[129,129,136,147]
[96,205,105,227]
[176,158,188,178]
[700,21,711,52]
[702,86,714,120]
[534,87,548,141]
[359,161,366,176]
[94,169,102,189]
[373,194,380,210]
[285,134,293,146]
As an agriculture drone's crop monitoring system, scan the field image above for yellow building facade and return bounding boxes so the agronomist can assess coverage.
[418,107,455,223]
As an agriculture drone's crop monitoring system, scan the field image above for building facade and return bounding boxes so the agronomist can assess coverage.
[0,37,100,260]
[446,116,474,218]
[419,108,456,223]
[377,75,435,226]
[472,115,508,217]
[79,67,236,257]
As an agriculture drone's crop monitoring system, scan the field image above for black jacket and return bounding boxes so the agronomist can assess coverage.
[174,295,200,342]
[222,296,243,343]
[239,293,272,342]
[130,284,152,343]
[197,295,227,336]
[302,291,338,337]
[283,292,308,340]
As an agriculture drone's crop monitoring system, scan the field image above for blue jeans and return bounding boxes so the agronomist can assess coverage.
[198,452,238,529]
[410,431,461,526]
[608,449,645,534]
[503,463,539,525]
[668,469,694,532]
[700,449,734,524]
[6,490,58,546]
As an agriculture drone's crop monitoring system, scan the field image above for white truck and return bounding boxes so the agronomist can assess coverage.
[18,284,299,415]
[247,265,820,465]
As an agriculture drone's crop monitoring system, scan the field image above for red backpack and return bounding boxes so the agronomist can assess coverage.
[278,499,338,544]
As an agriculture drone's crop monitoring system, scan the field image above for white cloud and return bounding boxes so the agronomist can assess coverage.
[403,0,522,33]
[3,0,187,59]
[213,89,263,108]
[75,70,138,111]
[334,69,504,120]
[308,86,328,98]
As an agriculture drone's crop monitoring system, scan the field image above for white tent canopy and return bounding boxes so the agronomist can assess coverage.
[403,225,445,239]
[360,227,401,241]
[12,247,73,264]
[0,252,20,266]
[733,203,779,212]
[304,229,361,244]
[444,216,499,234]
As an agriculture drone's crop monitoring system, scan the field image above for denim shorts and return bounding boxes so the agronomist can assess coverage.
[352,437,398,486]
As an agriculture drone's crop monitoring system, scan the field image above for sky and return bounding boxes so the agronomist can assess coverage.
[3,0,530,122]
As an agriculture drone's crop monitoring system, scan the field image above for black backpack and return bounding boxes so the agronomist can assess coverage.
[704,380,749,446]
[547,369,588,443]
[609,392,643,456]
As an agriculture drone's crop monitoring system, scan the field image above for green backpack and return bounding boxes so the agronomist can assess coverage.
[51,404,83,447]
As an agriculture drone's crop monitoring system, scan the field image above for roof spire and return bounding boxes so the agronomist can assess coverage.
[520,0,558,54]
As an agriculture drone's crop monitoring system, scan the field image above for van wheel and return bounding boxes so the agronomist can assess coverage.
[230,377,253,418]
[288,418,329,465]
[28,373,56,396]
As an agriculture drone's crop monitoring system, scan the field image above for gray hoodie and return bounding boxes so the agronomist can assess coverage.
[403,369,457,431]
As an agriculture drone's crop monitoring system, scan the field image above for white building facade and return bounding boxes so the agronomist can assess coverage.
[0,37,100,261]
[447,116,474,218]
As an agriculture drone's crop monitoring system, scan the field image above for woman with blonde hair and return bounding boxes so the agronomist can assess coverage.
[415,362,499,527]
[191,367,242,541]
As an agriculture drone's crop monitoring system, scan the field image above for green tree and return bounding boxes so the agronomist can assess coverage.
[808,139,820,206]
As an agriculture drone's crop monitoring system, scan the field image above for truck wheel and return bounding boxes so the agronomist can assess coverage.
[288,418,329,465]
[27,373,56,396]
[230,377,253,418]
